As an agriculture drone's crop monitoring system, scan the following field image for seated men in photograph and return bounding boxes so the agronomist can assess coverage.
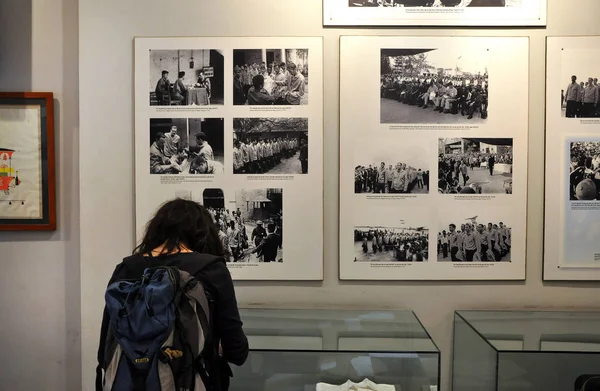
[247,74,277,105]
[421,81,438,108]
[149,132,184,174]
[189,155,224,175]
[443,82,458,113]
[195,70,211,100]
[283,62,305,105]
[171,71,187,104]
[154,70,171,106]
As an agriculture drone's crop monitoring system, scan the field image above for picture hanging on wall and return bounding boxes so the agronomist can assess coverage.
[323,0,546,27]
[0,92,56,231]
[339,36,529,280]
[544,36,600,281]
[134,37,324,281]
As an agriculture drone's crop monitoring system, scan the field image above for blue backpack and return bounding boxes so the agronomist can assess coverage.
[99,266,212,391]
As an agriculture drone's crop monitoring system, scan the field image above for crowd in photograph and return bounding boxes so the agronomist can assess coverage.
[355,162,429,193]
[569,142,600,201]
[208,207,283,263]
[438,221,511,262]
[381,76,489,119]
[562,76,600,118]
[355,228,429,262]
[154,69,212,106]
[438,152,512,194]
[233,138,307,174]
[233,61,307,105]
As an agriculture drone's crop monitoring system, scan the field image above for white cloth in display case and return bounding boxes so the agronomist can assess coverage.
[316,379,396,391]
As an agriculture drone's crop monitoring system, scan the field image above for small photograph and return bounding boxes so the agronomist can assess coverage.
[560,49,600,118]
[221,188,283,263]
[354,137,430,194]
[353,222,429,262]
[437,211,512,262]
[232,118,308,175]
[149,49,224,106]
[188,118,225,174]
[233,49,309,105]
[569,142,600,201]
[438,138,513,194]
[381,48,489,124]
[149,118,189,175]
[349,0,519,7]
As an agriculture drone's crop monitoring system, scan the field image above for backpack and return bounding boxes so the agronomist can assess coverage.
[99,265,213,391]
[576,375,600,391]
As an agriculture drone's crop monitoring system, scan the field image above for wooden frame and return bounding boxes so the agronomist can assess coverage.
[0,92,56,231]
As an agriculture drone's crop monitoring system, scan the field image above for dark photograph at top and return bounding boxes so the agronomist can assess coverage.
[349,0,519,7]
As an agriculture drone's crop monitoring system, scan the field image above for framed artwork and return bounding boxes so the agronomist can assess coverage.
[0,92,56,231]
[323,0,547,27]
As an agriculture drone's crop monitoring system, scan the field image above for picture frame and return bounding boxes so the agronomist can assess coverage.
[0,92,56,231]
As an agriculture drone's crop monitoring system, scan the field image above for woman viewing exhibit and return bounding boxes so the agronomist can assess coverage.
[96,198,249,391]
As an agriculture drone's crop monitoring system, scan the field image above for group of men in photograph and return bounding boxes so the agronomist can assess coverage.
[233,61,306,105]
[569,142,600,201]
[438,221,511,262]
[355,229,429,262]
[562,75,600,118]
[354,162,429,193]
[154,69,212,106]
[381,76,489,120]
[351,0,507,6]
[438,152,512,194]
[233,137,307,174]
[208,207,283,263]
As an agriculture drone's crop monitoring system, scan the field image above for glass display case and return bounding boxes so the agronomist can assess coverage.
[453,310,600,391]
[230,309,440,391]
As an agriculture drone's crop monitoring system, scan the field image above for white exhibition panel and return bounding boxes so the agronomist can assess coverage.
[339,36,529,280]
[544,36,600,281]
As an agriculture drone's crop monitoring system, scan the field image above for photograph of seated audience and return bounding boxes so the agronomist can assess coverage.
[569,142,600,201]
[233,118,308,175]
[354,224,429,262]
[381,48,489,124]
[150,49,224,106]
[349,0,516,7]
[562,75,600,118]
[438,138,513,194]
[233,49,309,106]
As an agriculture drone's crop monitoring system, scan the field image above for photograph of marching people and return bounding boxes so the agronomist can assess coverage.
[437,211,512,262]
[232,118,308,175]
[354,222,429,262]
[233,49,308,105]
[354,136,429,194]
[560,49,600,118]
[149,49,224,106]
[188,118,225,174]
[222,188,283,263]
[438,138,514,194]
[381,48,489,124]
[349,0,520,7]
[569,141,600,201]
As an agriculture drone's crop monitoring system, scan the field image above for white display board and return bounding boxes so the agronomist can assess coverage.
[134,37,323,280]
[544,36,600,281]
[339,36,529,280]
[323,0,546,27]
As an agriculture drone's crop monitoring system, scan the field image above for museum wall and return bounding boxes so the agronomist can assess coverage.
[0,0,80,390]
[76,1,600,391]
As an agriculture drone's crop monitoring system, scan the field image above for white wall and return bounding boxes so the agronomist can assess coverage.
[0,0,80,390]
[79,1,600,391]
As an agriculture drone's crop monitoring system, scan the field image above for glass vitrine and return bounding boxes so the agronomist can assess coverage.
[453,310,600,391]
[230,309,440,391]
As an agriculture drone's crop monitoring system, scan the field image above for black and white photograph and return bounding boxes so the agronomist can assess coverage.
[233,118,308,175]
[354,224,429,262]
[354,137,430,194]
[233,49,309,106]
[437,212,512,262]
[569,141,600,201]
[149,118,224,175]
[149,49,224,106]
[560,49,600,118]
[221,188,283,263]
[349,0,520,7]
[438,138,513,194]
[381,48,489,124]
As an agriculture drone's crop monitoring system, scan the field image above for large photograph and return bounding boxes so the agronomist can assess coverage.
[381,48,489,124]
[569,142,600,201]
[437,212,512,262]
[149,49,224,106]
[560,49,600,119]
[438,138,513,194]
[233,49,308,106]
[354,137,429,194]
[149,118,224,175]
[233,118,308,175]
[354,223,429,262]
[350,0,520,7]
